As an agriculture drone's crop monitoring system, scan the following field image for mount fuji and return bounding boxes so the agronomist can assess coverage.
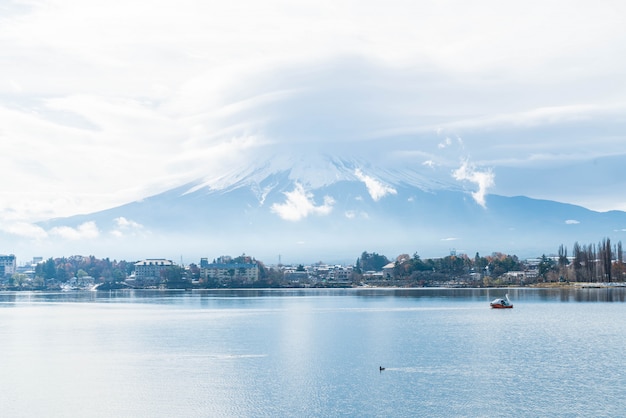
[32,155,626,264]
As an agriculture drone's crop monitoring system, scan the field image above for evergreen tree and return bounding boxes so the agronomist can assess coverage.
[358,251,390,272]
[538,254,554,282]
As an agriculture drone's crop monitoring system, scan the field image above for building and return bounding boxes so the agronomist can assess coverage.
[201,262,259,284]
[134,259,175,286]
[330,265,353,281]
[382,262,396,279]
[0,254,16,277]
[284,268,309,284]
[502,271,527,285]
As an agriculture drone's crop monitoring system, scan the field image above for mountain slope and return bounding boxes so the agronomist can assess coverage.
[35,167,626,263]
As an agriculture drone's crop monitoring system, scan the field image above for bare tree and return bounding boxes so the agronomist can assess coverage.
[599,237,612,282]
[584,244,592,282]
[573,242,584,282]
[616,241,624,282]
[558,244,569,281]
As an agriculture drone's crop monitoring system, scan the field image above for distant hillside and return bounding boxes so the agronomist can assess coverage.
[35,167,626,263]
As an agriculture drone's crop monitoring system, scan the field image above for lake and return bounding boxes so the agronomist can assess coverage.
[0,288,625,417]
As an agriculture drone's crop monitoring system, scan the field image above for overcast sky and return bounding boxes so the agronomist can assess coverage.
[2,0,626,233]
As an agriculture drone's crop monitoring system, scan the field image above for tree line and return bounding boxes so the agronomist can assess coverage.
[356,237,625,284]
[563,238,624,283]
[13,236,626,288]
[34,255,133,283]
[355,250,522,282]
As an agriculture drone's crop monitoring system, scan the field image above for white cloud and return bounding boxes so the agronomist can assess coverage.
[441,237,458,241]
[114,217,143,229]
[270,183,334,221]
[49,221,100,240]
[344,210,369,220]
[354,169,397,201]
[110,216,144,238]
[565,219,580,225]
[0,222,48,240]
[452,160,495,208]
[438,137,452,149]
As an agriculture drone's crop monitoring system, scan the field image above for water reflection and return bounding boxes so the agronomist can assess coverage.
[355,287,626,303]
[1,287,625,306]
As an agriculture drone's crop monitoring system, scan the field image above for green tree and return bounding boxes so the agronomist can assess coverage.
[489,253,522,277]
[162,266,187,289]
[10,273,28,287]
[538,254,555,282]
[359,251,389,272]
[40,258,56,281]
[473,252,488,273]
[56,266,69,282]
[187,263,201,281]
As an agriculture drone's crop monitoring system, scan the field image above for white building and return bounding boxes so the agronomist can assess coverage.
[134,259,175,285]
[0,254,16,277]
[382,262,396,279]
[201,263,259,284]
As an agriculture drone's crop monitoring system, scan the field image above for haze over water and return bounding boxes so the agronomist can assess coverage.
[1,288,625,417]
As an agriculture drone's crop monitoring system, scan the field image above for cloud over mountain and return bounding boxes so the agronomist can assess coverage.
[270,183,335,221]
[49,222,100,241]
[452,161,495,208]
[354,169,397,201]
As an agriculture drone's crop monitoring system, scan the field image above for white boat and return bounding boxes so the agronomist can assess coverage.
[490,294,513,309]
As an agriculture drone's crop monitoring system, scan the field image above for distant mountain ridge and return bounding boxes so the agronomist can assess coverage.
[36,162,626,264]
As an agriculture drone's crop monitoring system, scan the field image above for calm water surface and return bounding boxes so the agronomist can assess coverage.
[1,288,625,417]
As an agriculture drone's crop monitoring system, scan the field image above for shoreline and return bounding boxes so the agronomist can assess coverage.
[530,282,626,289]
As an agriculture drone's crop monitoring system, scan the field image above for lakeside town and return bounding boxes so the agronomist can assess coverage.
[0,237,624,290]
